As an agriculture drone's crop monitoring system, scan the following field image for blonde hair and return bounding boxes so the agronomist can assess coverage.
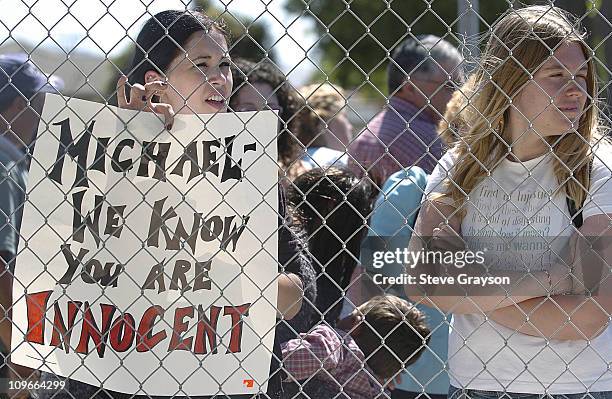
[297,83,346,147]
[438,5,601,212]
[438,88,467,147]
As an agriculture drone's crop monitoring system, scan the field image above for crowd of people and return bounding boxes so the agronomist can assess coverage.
[0,3,611,399]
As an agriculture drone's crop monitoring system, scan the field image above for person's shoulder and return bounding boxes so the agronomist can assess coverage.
[385,166,428,185]
[582,138,612,217]
[591,138,612,177]
[332,327,365,358]
[347,127,384,162]
[352,124,383,144]
[301,324,345,348]
[310,324,340,338]
[583,138,612,195]
[381,167,428,197]
[353,104,402,139]
[306,147,347,166]
[422,148,458,198]
[331,326,356,344]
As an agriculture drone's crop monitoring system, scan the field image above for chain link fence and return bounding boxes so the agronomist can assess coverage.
[0,1,611,398]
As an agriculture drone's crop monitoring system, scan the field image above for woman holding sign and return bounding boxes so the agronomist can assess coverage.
[407,5,612,399]
[38,9,309,399]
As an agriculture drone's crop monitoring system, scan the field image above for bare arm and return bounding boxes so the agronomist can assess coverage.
[405,199,568,314]
[277,273,303,320]
[487,214,612,340]
[487,295,611,340]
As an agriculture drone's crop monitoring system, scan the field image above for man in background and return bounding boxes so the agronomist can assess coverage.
[348,34,463,187]
[347,35,464,399]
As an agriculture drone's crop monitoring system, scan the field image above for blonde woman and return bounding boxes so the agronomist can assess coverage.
[406,5,612,399]
[296,83,352,169]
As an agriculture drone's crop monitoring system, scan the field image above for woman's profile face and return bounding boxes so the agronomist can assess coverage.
[150,30,232,115]
[510,42,589,139]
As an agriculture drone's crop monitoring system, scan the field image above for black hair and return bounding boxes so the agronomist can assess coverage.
[0,55,56,112]
[127,9,230,86]
[387,34,462,95]
[286,167,373,326]
[229,58,303,169]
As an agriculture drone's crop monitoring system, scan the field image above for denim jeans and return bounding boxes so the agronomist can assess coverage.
[449,385,612,399]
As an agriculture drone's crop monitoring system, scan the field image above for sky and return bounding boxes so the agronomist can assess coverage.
[0,0,319,84]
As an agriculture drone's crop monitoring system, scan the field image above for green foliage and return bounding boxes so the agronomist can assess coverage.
[196,1,277,62]
[284,0,523,96]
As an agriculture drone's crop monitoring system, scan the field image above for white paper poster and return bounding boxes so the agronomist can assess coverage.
[11,94,279,396]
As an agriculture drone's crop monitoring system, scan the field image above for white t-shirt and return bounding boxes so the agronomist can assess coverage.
[424,144,612,394]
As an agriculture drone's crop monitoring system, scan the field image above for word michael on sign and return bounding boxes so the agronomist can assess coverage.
[48,117,257,188]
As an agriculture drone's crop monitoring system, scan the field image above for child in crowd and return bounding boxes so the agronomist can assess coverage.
[287,167,373,328]
[281,295,430,399]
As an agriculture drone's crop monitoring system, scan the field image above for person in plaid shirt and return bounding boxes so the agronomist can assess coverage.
[348,35,464,188]
[281,295,430,399]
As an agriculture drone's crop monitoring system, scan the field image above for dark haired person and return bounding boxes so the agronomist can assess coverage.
[37,9,310,399]
[228,59,317,341]
[348,35,463,187]
[286,167,372,327]
[229,58,307,183]
[0,53,62,396]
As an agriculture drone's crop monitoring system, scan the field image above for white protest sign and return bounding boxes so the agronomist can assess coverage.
[11,93,279,396]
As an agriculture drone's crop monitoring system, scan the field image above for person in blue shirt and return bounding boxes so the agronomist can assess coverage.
[362,166,450,399]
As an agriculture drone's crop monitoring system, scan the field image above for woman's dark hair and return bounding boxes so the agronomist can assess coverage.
[229,58,303,169]
[127,9,230,86]
[287,167,373,326]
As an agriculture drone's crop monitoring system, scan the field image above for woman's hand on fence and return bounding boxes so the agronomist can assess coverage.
[116,75,176,130]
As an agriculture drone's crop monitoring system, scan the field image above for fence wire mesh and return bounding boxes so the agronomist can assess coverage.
[0,1,611,399]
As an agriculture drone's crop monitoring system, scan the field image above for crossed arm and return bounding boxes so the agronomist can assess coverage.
[405,199,612,340]
[485,214,612,340]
